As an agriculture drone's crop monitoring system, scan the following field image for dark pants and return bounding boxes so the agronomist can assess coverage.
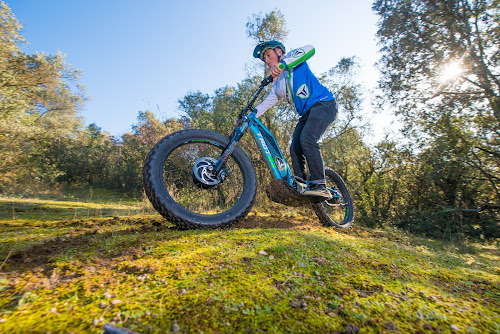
[290,99,337,185]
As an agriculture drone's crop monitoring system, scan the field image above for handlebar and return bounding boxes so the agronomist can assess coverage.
[261,75,274,87]
[261,64,285,87]
[238,63,286,120]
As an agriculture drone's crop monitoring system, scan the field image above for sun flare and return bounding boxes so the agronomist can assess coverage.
[440,61,462,82]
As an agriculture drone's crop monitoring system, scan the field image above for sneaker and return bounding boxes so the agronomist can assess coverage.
[303,184,332,200]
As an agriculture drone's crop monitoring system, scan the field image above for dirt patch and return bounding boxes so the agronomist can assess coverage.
[235,210,319,230]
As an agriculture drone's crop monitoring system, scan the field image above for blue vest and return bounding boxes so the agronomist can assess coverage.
[289,62,334,116]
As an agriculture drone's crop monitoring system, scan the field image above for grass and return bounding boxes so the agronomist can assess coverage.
[0,192,498,333]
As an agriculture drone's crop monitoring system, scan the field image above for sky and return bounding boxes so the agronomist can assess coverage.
[8,0,393,140]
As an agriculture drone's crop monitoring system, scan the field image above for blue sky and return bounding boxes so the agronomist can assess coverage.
[9,0,385,138]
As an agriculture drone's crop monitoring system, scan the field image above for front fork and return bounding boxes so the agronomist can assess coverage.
[213,120,249,177]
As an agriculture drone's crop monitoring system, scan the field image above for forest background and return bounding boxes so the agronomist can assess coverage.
[0,0,498,241]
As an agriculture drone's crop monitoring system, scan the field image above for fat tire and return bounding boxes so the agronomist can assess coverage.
[312,168,354,229]
[143,129,257,229]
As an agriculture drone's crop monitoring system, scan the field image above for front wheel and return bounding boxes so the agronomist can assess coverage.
[143,129,257,229]
[312,168,354,229]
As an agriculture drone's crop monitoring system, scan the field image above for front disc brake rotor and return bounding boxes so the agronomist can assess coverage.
[192,157,219,188]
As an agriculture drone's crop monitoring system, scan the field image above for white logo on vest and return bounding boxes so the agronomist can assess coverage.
[292,49,305,58]
[296,84,310,99]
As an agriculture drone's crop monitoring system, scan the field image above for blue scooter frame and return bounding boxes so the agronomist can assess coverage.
[248,113,294,181]
[216,111,294,186]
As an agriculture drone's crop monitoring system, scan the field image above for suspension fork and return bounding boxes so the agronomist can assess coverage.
[214,120,249,173]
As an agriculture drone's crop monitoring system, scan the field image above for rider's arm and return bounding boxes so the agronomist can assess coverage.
[255,84,279,117]
[282,45,315,70]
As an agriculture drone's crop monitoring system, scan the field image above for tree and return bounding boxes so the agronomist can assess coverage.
[245,9,290,116]
[178,91,212,129]
[54,124,117,187]
[246,10,288,44]
[115,111,183,192]
[373,0,499,237]
[0,1,86,190]
[320,57,368,142]
[373,0,499,199]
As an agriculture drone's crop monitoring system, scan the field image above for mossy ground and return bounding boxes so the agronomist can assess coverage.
[0,193,498,333]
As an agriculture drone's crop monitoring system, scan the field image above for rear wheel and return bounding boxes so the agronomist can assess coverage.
[143,129,257,229]
[312,168,354,229]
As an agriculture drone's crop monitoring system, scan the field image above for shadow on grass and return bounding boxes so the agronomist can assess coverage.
[0,199,148,223]
[2,218,169,272]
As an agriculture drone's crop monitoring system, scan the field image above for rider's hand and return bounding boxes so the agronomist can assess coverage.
[270,63,284,78]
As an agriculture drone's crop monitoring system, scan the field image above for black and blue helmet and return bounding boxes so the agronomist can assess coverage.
[253,41,286,61]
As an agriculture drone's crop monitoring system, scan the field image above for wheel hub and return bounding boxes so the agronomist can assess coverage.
[192,157,220,188]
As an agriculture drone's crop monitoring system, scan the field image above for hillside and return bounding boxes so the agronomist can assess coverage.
[0,194,498,333]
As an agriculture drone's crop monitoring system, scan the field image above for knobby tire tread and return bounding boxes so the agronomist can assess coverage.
[143,129,257,229]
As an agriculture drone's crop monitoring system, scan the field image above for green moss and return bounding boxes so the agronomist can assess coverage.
[0,197,498,333]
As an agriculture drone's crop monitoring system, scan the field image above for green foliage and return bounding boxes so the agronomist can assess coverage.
[0,2,86,190]
[54,124,120,187]
[177,91,211,128]
[246,10,288,43]
[62,112,182,192]
[373,0,499,199]
[322,57,364,127]
[372,0,500,238]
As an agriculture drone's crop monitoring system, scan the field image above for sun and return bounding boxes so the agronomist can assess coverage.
[440,61,463,82]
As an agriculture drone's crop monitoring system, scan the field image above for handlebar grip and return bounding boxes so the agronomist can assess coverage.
[261,64,285,87]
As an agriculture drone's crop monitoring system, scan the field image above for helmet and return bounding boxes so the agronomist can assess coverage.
[253,41,286,61]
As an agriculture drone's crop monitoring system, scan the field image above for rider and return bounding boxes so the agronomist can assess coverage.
[253,41,337,200]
